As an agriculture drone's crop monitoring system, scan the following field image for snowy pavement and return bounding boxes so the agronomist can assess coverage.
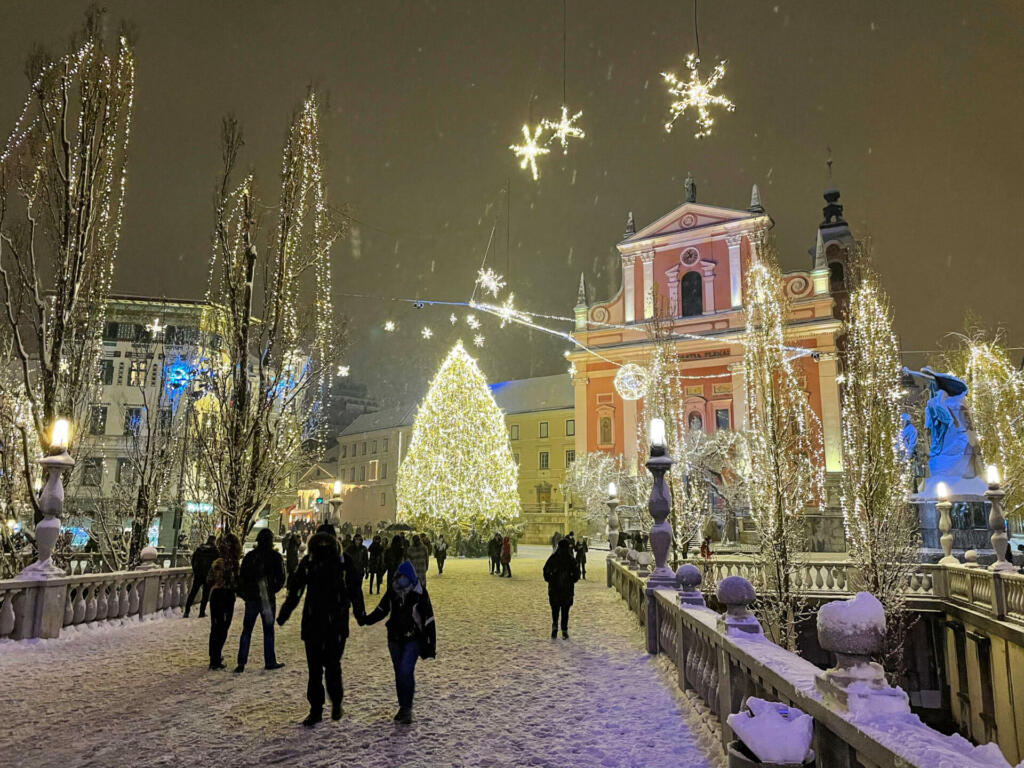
[0,546,712,768]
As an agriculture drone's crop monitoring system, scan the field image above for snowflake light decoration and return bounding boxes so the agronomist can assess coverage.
[384,320,396,332]
[421,327,434,339]
[475,268,506,298]
[466,314,481,330]
[662,54,734,139]
[568,362,577,377]
[497,294,529,328]
[337,365,350,378]
[509,123,550,181]
[541,105,585,154]
[473,334,485,348]
[449,313,458,325]
[613,363,651,401]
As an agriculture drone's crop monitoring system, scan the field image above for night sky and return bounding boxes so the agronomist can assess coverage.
[2,1,1022,406]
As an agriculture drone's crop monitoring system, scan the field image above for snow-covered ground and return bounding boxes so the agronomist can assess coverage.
[0,546,712,768]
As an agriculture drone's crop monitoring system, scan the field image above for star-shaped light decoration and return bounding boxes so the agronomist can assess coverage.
[568,362,577,377]
[475,268,506,298]
[473,334,485,348]
[497,294,529,328]
[449,313,458,325]
[337,365,350,378]
[662,54,734,139]
[421,327,433,339]
[466,314,481,330]
[541,105,585,154]
[384,320,396,332]
[509,123,550,181]
[145,317,165,338]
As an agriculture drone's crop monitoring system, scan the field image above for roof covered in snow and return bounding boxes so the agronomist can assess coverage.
[340,405,417,436]
[490,374,574,415]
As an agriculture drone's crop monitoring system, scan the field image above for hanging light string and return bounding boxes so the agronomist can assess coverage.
[562,0,568,105]
[693,0,700,60]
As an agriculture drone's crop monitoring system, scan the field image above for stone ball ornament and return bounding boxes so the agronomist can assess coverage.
[613,363,650,401]
[675,563,702,590]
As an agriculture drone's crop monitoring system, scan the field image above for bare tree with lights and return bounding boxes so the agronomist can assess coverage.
[191,95,343,539]
[838,257,917,675]
[0,10,135,514]
[743,236,823,650]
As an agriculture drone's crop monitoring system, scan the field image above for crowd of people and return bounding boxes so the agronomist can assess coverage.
[184,523,589,726]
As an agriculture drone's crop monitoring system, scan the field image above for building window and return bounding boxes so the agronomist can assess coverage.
[565,419,575,437]
[82,458,103,487]
[539,451,549,470]
[715,408,730,431]
[380,492,387,507]
[350,467,356,482]
[383,438,389,453]
[99,359,114,385]
[381,462,388,480]
[513,453,520,465]
[687,412,703,432]
[124,407,142,436]
[359,465,366,482]
[539,422,549,438]
[510,424,519,441]
[341,445,347,458]
[680,271,703,317]
[829,260,846,293]
[117,323,136,341]
[158,407,173,433]
[368,460,379,482]
[116,458,135,485]
[89,405,107,435]
[371,440,377,454]
[599,416,612,445]
[127,360,147,386]
[361,442,367,456]
[565,450,575,467]
[103,322,119,341]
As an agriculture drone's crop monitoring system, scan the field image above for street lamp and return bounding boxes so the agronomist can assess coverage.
[645,418,677,589]
[19,418,75,579]
[985,465,1014,573]
[606,481,620,551]
[330,480,343,524]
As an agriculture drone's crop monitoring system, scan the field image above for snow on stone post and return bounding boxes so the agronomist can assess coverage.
[814,592,910,718]
[675,564,705,607]
[18,420,74,581]
[716,576,762,637]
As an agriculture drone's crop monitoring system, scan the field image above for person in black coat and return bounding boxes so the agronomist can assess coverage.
[367,535,384,593]
[285,534,301,579]
[574,537,589,580]
[184,535,218,618]
[360,559,436,724]
[433,535,448,575]
[235,528,287,673]
[543,538,581,640]
[383,535,405,590]
[278,523,366,726]
[487,532,501,575]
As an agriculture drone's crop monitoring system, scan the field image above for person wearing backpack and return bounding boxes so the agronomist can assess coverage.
[543,538,580,639]
[234,528,287,673]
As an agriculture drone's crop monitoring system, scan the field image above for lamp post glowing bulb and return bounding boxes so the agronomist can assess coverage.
[50,418,70,452]
[986,464,1000,486]
[333,480,342,496]
[607,482,617,498]
[650,418,666,448]
[936,481,949,501]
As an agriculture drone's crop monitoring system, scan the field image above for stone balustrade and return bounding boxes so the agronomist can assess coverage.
[608,556,1014,768]
[0,567,191,641]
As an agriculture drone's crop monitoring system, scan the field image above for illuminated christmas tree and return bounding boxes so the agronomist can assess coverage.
[397,342,521,537]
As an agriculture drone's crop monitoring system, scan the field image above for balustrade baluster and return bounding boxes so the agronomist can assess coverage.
[0,591,17,637]
[72,587,87,625]
[63,592,74,626]
[95,583,109,621]
[128,581,140,615]
[84,584,98,622]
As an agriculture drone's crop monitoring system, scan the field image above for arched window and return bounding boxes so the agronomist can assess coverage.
[599,417,612,445]
[829,261,845,293]
[687,412,703,432]
[680,271,703,317]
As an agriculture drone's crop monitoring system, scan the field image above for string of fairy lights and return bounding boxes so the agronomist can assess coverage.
[508,0,733,181]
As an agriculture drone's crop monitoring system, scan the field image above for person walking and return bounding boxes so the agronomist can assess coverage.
[346,534,369,583]
[499,534,512,578]
[384,535,405,590]
[234,528,287,673]
[575,537,589,580]
[543,538,580,640]
[278,523,366,727]
[550,529,561,552]
[207,532,242,670]
[285,533,301,581]
[488,532,501,575]
[360,560,436,724]
[368,535,384,593]
[184,535,218,618]
[407,533,429,587]
[434,534,448,575]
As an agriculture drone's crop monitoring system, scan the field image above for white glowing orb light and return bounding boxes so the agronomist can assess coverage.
[541,105,585,154]
[421,327,434,339]
[509,123,550,181]
[337,365,350,378]
[613,363,651,401]
[662,53,735,139]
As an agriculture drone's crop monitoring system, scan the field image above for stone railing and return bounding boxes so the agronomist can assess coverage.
[607,556,1010,768]
[0,567,191,642]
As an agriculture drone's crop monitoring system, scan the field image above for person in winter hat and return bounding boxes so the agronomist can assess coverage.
[360,559,436,724]
[185,535,218,618]
[499,535,512,577]
[278,523,366,727]
[234,528,287,673]
[543,538,580,639]
[406,534,429,587]
[383,534,405,590]
[207,532,242,670]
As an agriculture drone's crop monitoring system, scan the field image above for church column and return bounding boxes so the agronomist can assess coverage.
[623,254,636,323]
[817,352,842,473]
[641,251,655,319]
[728,362,746,431]
[622,395,638,474]
[701,265,716,314]
[573,374,589,455]
[726,234,743,308]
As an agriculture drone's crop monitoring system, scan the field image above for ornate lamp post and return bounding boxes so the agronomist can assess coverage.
[606,481,620,551]
[935,482,958,566]
[18,419,75,580]
[645,418,677,589]
[985,465,1014,573]
[329,480,343,524]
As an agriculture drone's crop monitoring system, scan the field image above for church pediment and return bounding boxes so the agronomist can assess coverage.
[619,202,756,250]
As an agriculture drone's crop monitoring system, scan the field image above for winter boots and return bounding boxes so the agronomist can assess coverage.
[302,709,322,728]
[551,624,558,639]
[331,701,343,721]
[393,707,413,724]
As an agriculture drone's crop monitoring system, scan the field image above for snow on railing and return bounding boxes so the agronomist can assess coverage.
[0,567,191,642]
